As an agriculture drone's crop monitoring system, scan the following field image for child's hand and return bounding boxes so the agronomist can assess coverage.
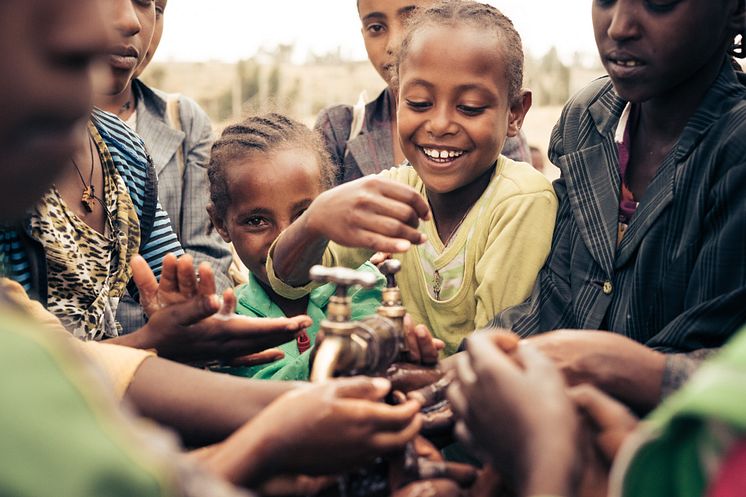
[305,176,431,254]
[403,314,444,365]
[447,335,580,497]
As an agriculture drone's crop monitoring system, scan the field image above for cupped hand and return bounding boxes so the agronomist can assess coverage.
[447,334,579,497]
[304,175,431,254]
[236,376,423,480]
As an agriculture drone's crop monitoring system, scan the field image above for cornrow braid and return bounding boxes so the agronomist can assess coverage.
[208,113,336,221]
[392,0,524,105]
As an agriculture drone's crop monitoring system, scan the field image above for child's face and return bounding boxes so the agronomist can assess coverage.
[397,24,526,194]
[213,148,323,285]
[358,0,435,88]
[135,0,167,77]
[0,0,108,220]
[593,0,738,103]
[101,0,156,95]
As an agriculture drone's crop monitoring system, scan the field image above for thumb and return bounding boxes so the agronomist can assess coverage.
[331,376,391,401]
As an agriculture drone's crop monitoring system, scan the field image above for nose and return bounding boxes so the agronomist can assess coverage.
[606,1,642,42]
[385,21,404,56]
[426,105,459,138]
[112,0,142,36]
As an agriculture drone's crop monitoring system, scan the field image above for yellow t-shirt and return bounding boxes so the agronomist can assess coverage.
[268,157,558,355]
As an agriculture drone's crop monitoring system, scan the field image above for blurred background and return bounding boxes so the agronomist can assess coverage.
[143,1,607,178]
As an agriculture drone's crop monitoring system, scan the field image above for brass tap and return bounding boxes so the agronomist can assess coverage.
[309,264,406,381]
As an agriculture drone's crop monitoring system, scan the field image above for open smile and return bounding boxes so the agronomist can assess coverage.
[420,146,466,164]
[605,51,646,78]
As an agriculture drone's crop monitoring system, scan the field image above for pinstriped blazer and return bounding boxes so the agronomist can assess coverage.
[495,60,746,354]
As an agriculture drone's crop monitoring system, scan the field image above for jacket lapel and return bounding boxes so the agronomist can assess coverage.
[615,59,742,268]
[133,82,185,176]
[347,126,394,176]
[561,89,626,277]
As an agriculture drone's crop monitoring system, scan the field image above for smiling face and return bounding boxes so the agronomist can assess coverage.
[593,0,739,103]
[397,23,525,194]
[358,0,435,87]
[211,147,323,285]
[0,0,109,220]
[102,0,155,95]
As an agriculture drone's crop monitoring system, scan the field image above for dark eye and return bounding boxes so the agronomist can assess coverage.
[644,0,681,13]
[155,6,165,16]
[405,99,431,111]
[458,105,487,116]
[594,0,615,7]
[366,23,386,35]
[243,216,269,230]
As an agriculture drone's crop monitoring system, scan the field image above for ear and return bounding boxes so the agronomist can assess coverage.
[207,204,232,243]
[506,90,532,138]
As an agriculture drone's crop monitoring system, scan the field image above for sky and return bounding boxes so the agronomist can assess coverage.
[155,0,598,64]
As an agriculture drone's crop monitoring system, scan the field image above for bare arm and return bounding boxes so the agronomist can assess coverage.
[125,356,300,446]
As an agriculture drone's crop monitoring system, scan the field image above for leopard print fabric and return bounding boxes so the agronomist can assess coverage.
[28,126,140,340]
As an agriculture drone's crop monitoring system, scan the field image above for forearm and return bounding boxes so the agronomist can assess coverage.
[271,213,329,286]
[125,356,301,446]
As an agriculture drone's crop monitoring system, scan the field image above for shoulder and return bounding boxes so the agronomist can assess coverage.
[91,109,149,167]
[497,157,556,199]
[377,163,422,189]
[315,104,353,133]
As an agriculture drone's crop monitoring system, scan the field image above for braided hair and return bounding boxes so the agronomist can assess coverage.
[392,0,525,105]
[208,113,336,221]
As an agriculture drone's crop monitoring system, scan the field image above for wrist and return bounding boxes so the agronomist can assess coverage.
[205,426,279,487]
[106,326,155,351]
[521,429,578,497]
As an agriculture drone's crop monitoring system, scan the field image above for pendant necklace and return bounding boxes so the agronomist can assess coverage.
[432,207,471,300]
[71,134,96,213]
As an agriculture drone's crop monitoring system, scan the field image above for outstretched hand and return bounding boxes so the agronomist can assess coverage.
[113,254,310,363]
[447,332,580,497]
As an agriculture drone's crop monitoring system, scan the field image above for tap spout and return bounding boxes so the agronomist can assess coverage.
[310,335,345,382]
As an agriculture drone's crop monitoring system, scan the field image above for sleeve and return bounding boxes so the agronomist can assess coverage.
[78,342,155,399]
[178,98,232,293]
[314,105,352,183]
[265,239,374,300]
[474,189,558,329]
[139,200,184,280]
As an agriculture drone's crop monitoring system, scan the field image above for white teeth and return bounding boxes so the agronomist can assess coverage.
[615,60,640,67]
[423,147,464,160]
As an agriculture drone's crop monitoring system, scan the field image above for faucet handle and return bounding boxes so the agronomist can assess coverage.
[378,259,401,288]
[309,265,379,290]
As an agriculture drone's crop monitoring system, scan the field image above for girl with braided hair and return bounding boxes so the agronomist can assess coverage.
[207,114,443,380]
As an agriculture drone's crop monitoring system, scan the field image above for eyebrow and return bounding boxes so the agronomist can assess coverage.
[362,5,417,22]
[404,79,495,94]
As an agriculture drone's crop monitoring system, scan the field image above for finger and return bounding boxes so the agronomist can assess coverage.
[196,261,216,296]
[368,413,423,452]
[407,375,451,406]
[158,252,180,294]
[455,352,478,387]
[404,315,421,363]
[465,333,520,382]
[220,288,237,315]
[332,376,392,401]
[362,192,426,229]
[453,420,479,454]
[485,329,521,355]
[414,325,439,365]
[513,342,565,386]
[130,255,159,312]
[351,229,417,254]
[370,179,431,221]
[416,460,478,487]
[353,213,426,246]
[446,381,469,418]
[176,253,198,297]
[227,348,285,367]
[567,384,638,431]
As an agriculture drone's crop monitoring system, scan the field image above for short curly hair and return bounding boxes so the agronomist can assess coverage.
[207,113,336,221]
[392,0,525,105]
